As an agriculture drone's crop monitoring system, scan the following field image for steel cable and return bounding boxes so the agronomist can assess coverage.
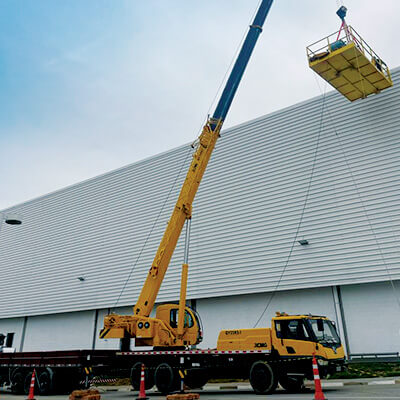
[253,83,328,327]
[312,77,400,311]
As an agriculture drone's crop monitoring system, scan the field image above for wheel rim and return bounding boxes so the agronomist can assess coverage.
[24,372,34,395]
[250,361,275,394]
[184,368,208,389]
[130,363,142,391]
[11,372,24,394]
[131,362,154,390]
[39,371,51,395]
[253,365,271,391]
[155,363,174,394]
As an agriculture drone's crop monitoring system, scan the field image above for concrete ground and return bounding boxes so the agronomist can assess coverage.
[1,377,400,400]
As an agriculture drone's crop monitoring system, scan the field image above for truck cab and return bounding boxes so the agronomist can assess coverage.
[217,312,345,377]
[273,314,343,355]
[272,313,345,376]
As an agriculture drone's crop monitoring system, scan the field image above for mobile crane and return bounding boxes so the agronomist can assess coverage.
[99,0,345,394]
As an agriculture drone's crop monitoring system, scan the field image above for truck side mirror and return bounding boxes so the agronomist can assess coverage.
[0,334,5,346]
[317,319,324,332]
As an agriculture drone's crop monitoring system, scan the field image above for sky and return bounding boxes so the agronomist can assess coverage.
[1,0,400,210]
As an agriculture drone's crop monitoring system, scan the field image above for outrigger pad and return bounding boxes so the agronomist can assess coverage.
[69,389,101,400]
[166,394,200,400]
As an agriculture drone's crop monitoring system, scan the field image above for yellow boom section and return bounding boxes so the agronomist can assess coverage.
[307,25,392,101]
[133,118,223,317]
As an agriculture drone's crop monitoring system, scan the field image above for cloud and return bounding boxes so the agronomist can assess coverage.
[1,0,399,209]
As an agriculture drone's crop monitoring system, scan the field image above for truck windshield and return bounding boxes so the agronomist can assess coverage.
[308,319,341,345]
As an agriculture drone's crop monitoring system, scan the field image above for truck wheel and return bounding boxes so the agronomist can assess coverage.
[154,363,179,395]
[62,370,81,394]
[38,368,55,395]
[11,371,24,394]
[279,375,305,393]
[249,361,277,395]
[52,369,80,394]
[184,368,208,389]
[130,362,154,390]
[24,371,38,395]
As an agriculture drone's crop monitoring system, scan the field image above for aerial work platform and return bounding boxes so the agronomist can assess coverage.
[307,24,392,102]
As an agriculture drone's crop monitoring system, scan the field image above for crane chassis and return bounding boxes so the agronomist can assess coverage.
[0,347,344,395]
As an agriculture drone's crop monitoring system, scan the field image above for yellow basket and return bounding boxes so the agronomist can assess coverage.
[307,26,392,101]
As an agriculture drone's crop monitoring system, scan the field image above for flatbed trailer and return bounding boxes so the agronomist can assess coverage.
[0,348,344,395]
[0,350,121,395]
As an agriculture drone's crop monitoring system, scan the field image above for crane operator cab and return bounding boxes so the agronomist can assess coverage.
[101,303,203,349]
[139,303,203,348]
[306,6,392,101]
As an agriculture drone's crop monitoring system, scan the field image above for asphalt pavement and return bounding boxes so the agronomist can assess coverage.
[1,378,400,400]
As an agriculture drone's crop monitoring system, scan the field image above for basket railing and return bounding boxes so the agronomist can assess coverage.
[306,26,391,81]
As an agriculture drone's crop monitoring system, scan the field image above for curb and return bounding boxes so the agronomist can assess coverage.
[368,380,397,385]
[305,378,400,389]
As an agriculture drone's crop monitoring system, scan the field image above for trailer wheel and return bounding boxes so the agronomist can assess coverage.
[10,371,24,394]
[184,368,208,389]
[249,361,277,394]
[154,363,179,395]
[279,375,305,393]
[38,368,55,395]
[130,362,154,390]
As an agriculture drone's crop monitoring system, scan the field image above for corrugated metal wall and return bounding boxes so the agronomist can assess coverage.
[2,283,399,353]
[1,68,399,319]
[340,281,400,354]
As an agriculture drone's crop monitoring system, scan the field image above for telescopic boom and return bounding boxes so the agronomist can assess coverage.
[134,0,274,317]
[101,0,274,348]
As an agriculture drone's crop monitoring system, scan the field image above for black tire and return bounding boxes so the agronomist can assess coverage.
[249,361,278,395]
[154,363,179,395]
[38,368,55,395]
[11,371,24,394]
[184,368,208,389]
[24,371,38,395]
[130,362,154,391]
[279,375,305,393]
[52,369,80,394]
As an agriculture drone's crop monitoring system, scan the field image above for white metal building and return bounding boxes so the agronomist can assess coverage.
[1,68,400,358]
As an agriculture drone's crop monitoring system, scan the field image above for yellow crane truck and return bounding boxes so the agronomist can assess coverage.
[113,312,344,395]
[100,0,345,394]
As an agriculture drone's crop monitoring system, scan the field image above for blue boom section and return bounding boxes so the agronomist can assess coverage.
[211,0,273,127]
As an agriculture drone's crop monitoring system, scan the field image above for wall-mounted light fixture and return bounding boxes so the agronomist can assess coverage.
[298,239,309,246]
[77,277,85,282]
[5,215,22,225]
[0,213,22,226]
